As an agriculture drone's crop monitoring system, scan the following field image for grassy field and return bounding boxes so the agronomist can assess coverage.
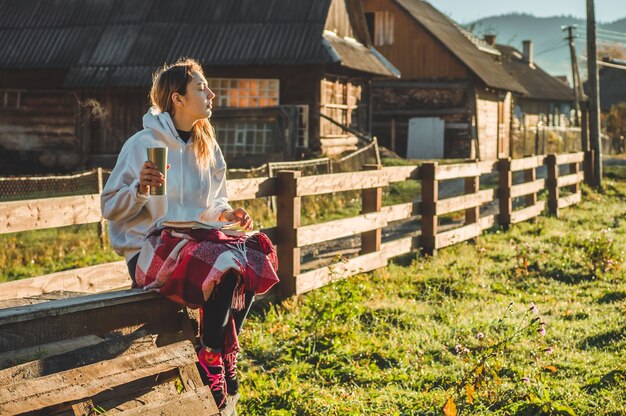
[237,171,626,415]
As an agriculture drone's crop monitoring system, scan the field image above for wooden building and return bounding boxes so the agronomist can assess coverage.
[0,0,397,173]
[493,39,576,156]
[361,0,527,160]
[495,40,575,127]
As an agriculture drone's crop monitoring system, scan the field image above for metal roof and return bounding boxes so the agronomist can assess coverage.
[0,0,398,86]
[496,45,575,102]
[393,0,527,94]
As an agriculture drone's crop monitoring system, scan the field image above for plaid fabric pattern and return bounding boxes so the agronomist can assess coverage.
[135,227,279,308]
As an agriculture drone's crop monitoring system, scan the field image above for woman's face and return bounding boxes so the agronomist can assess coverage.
[176,71,216,121]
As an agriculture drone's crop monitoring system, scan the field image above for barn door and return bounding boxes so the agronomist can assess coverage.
[406,117,445,159]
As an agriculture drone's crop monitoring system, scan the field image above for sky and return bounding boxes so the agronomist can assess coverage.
[427,0,626,24]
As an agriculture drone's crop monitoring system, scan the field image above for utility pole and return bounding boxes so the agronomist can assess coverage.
[563,25,583,126]
[587,0,602,188]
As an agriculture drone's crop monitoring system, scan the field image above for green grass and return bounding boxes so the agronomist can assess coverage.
[237,177,626,415]
[0,224,123,282]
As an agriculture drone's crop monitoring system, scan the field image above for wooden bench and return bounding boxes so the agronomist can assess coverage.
[0,289,236,415]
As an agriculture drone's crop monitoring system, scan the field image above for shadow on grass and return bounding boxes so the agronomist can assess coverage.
[539,268,597,285]
[583,369,626,393]
[597,291,626,304]
[579,326,626,351]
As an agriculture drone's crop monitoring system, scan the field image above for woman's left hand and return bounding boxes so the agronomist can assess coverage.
[220,208,253,230]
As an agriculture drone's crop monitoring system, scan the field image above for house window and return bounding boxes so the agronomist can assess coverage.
[365,11,394,46]
[214,120,274,156]
[1,90,23,109]
[207,78,279,108]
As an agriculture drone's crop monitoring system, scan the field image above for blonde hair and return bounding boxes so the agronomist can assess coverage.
[150,58,216,169]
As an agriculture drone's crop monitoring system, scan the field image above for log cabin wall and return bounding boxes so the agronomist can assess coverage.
[362,0,477,159]
[371,82,472,158]
[361,0,469,79]
[0,90,81,174]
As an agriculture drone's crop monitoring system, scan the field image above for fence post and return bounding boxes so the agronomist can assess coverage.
[524,164,537,208]
[96,167,106,249]
[361,164,382,255]
[498,158,512,229]
[465,174,479,226]
[546,154,559,217]
[584,149,594,185]
[420,162,438,256]
[571,157,581,195]
[276,170,301,298]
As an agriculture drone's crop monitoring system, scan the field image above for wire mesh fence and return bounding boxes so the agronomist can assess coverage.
[0,170,112,202]
[0,142,380,201]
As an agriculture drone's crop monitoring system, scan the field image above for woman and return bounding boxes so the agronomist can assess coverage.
[101,58,273,408]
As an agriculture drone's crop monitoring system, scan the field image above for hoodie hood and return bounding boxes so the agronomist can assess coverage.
[142,108,185,149]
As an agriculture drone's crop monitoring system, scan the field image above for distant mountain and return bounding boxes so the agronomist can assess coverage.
[468,14,626,83]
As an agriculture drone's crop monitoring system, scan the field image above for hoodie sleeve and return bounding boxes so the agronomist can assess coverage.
[101,139,151,223]
[202,146,232,221]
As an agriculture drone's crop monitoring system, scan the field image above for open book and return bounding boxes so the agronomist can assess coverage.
[160,220,248,237]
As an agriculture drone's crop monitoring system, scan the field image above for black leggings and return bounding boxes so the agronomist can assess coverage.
[127,254,254,350]
[202,271,255,350]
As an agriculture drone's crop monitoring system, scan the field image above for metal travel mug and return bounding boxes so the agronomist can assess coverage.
[146,147,168,195]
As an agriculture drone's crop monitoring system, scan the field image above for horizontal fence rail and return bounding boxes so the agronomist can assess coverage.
[0,152,587,301]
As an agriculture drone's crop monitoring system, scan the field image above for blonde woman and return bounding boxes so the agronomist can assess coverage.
[101,59,275,408]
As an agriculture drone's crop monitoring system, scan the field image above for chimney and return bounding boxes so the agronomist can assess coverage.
[483,34,496,46]
[522,40,534,66]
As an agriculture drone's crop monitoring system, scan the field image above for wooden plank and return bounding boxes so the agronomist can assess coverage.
[296,212,388,247]
[381,202,417,222]
[510,202,546,224]
[510,179,546,199]
[296,170,388,196]
[117,385,219,416]
[72,400,95,416]
[435,223,481,249]
[479,214,496,230]
[380,237,416,259]
[295,252,387,295]
[436,189,495,216]
[0,261,129,301]
[558,192,582,209]
[476,160,499,175]
[510,155,543,172]
[0,332,157,385]
[178,363,205,394]
[0,341,197,414]
[0,289,158,326]
[0,194,101,234]
[435,163,480,180]
[225,177,277,201]
[382,165,420,183]
[557,171,584,188]
[0,335,103,370]
[555,152,584,165]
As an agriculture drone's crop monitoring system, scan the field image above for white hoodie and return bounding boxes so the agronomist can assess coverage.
[101,108,232,262]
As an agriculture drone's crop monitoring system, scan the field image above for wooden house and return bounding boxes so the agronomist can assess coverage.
[494,40,575,127]
[493,39,576,156]
[0,0,398,173]
[360,0,527,160]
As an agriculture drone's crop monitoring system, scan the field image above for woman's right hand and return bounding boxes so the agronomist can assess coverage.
[137,161,165,195]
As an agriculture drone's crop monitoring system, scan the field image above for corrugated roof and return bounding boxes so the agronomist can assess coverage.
[496,45,574,102]
[0,0,398,86]
[393,0,527,94]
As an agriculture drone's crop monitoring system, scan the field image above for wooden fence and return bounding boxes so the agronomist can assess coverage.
[0,152,586,302]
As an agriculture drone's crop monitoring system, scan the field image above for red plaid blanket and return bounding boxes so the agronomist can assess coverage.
[135,228,279,308]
